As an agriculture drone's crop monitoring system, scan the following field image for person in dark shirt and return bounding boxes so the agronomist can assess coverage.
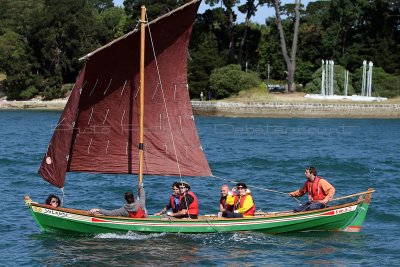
[154,182,180,215]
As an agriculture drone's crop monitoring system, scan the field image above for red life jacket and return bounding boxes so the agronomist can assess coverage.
[169,195,179,213]
[179,191,199,216]
[220,196,234,212]
[233,194,256,216]
[307,176,326,201]
[128,205,146,218]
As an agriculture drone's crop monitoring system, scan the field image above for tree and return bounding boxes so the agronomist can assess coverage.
[188,33,226,98]
[206,0,239,63]
[270,0,301,92]
[237,0,268,65]
[28,0,107,97]
[123,0,187,32]
[0,30,39,99]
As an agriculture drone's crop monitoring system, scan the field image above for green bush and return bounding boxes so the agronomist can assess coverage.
[19,85,38,99]
[304,64,355,95]
[352,67,400,98]
[209,64,261,99]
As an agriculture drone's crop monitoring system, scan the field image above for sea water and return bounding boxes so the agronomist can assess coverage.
[0,110,399,266]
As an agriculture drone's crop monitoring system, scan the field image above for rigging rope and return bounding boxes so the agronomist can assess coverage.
[146,11,191,218]
[211,175,300,202]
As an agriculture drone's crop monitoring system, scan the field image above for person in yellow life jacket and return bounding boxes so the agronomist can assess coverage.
[289,166,335,212]
[225,182,256,218]
[167,181,199,219]
[88,184,147,218]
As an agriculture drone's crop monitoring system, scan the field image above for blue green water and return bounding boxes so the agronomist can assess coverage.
[1,110,399,266]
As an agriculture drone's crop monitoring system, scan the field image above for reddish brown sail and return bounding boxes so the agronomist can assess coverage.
[38,0,211,188]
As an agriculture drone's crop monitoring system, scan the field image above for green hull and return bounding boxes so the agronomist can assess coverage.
[25,190,373,235]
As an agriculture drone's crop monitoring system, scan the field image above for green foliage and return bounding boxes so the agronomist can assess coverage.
[304,64,355,95]
[19,85,38,100]
[1,0,400,100]
[123,0,187,31]
[188,33,227,98]
[209,64,261,99]
[352,67,400,98]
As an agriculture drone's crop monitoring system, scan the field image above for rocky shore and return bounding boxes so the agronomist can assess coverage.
[1,98,399,118]
[192,101,400,118]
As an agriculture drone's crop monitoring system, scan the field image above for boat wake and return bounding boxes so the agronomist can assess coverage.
[95,232,167,240]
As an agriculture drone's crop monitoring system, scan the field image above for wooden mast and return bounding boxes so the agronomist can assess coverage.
[138,5,146,191]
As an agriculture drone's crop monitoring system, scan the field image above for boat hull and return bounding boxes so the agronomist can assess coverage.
[25,191,373,235]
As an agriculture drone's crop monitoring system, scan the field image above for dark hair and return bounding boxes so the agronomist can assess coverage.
[124,192,135,204]
[172,182,179,189]
[45,194,60,207]
[236,182,247,189]
[307,166,317,176]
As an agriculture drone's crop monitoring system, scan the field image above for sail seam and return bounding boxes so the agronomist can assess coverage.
[88,138,92,154]
[103,109,110,124]
[88,108,94,125]
[103,79,113,95]
[89,79,99,96]
[121,80,128,96]
[152,82,159,99]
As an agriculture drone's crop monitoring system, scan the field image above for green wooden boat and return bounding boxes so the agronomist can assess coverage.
[25,0,374,235]
[25,189,374,234]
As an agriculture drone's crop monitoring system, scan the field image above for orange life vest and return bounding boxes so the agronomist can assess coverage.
[179,191,199,216]
[233,194,256,216]
[307,176,326,201]
[128,205,146,218]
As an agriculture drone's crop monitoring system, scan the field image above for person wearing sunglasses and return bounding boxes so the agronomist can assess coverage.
[225,182,256,218]
[167,181,198,219]
[45,194,61,208]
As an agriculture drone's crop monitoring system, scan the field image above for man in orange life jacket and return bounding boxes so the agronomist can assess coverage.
[88,184,147,218]
[289,166,335,212]
[225,182,256,218]
[219,184,234,217]
[167,181,199,219]
[154,182,180,215]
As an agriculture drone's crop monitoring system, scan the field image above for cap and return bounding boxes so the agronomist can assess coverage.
[179,181,191,190]
[236,182,247,189]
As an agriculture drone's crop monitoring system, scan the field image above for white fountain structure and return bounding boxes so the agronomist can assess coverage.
[305,60,387,102]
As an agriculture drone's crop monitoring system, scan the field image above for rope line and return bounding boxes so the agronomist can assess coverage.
[211,175,301,202]
[146,11,190,217]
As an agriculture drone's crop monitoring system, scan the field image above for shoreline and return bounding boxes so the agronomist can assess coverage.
[1,98,400,118]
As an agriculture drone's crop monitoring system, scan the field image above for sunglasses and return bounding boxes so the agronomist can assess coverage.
[51,200,59,203]
[179,186,186,189]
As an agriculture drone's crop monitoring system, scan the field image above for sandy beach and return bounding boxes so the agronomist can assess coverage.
[1,94,399,118]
